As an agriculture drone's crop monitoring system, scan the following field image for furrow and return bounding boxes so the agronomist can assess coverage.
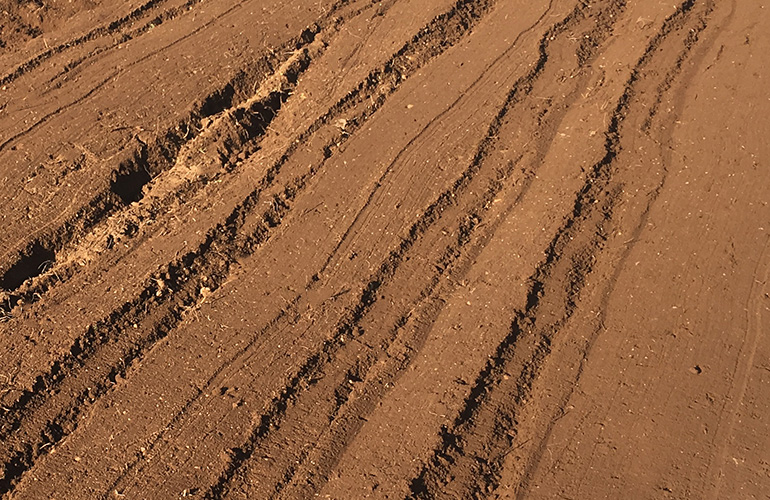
[0,9,362,495]
[199,3,617,498]
[0,0,512,494]
[255,158,535,499]
[0,0,375,303]
[95,0,528,495]
[0,0,353,295]
[0,24,319,317]
[0,0,181,87]
[407,1,720,498]
[266,5,622,497]
[514,1,720,497]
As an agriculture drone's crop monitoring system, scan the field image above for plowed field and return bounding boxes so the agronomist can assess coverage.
[1,0,768,498]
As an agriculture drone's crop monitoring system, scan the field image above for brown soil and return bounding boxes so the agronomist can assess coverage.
[0,0,768,498]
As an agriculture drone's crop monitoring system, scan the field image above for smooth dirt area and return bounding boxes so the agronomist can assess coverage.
[0,0,768,498]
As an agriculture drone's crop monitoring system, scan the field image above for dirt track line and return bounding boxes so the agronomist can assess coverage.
[0,28,312,318]
[268,0,649,490]
[0,0,351,306]
[0,0,257,286]
[194,3,646,498]
[317,0,556,279]
[1,0,380,424]
[0,0,444,291]
[262,94,556,500]
[108,0,635,493]
[0,0,427,302]
[1,0,544,490]
[41,0,218,91]
[0,0,190,87]
[0,34,334,500]
[405,2,628,497]
[402,1,726,498]
[96,0,600,496]
[0,0,510,494]
[223,7,630,500]
[0,10,358,497]
[193,159,534,498]
[94,0,534,496]
[512,1,723,497]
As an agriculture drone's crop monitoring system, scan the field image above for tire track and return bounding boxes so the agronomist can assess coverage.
[406,1,723,498]
[0,0,512,494]
[0,22,322,322]
[0,0,182,87]
[0,0,278,290]
[316,0,556,279]
[247,42,583,500]
[515,2,723,497]
[0,0,449,304]
[97,0,529,496]
[237,154,531,500]
[196,3,628,498]
[0,0,358,285]
[0,0,373,310]
[0,5,365,494]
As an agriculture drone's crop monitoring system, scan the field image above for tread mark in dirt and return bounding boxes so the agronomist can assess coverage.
[515,1,722,497]
[0,0,518,495]
[0,5,358,495]
[0,0,191,87]
[404,1,727,498]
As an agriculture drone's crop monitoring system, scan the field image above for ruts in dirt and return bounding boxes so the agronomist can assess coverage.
[1,0,768,498]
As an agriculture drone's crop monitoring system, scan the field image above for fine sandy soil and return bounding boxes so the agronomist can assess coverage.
[0,0,768,498]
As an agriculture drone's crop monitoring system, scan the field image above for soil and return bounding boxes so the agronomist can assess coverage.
[0,0,768,498]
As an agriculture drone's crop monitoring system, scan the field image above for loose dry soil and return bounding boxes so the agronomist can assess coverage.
[0,0,768,498]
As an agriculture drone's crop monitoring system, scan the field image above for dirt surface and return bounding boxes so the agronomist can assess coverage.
[0,0,768,498]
